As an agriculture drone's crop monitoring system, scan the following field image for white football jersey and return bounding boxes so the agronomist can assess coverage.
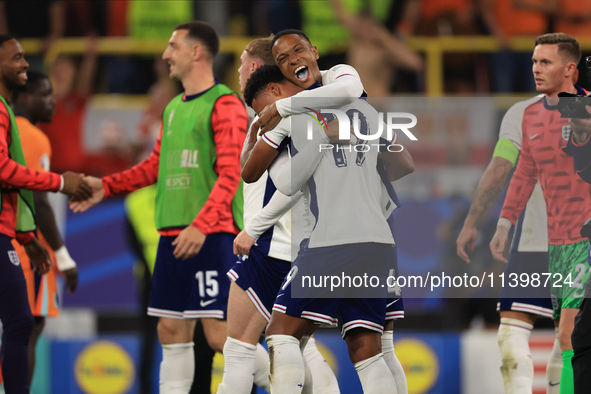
[498,95,548,252]
[265,100,395,248]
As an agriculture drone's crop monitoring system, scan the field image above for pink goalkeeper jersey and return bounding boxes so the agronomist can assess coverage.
[500,96,591,245]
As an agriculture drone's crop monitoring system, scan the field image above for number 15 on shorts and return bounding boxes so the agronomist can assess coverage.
[195,270,219,298]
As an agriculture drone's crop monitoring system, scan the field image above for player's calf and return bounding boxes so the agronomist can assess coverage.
[354,353,397,394]
[160,342,195,394]
[497,317,534,394]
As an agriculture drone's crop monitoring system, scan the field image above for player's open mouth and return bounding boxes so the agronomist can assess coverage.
[295,66,309,82]
[18,71,27,80]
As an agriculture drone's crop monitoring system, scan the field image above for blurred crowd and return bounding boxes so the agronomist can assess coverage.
[2,0,589,178]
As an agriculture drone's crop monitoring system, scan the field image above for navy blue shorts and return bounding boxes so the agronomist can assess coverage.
[148,233,235,320]
[227,245,291,322]
[386,244,404,320]
[0,234,25,290]
[497,251,553,319]
[273,242,391,337]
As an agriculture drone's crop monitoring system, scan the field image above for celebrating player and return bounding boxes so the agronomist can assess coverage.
[266,29,412,394]
[490,33,591,394]
[242,64,412,393]
[218,35,343,394]
[70,22,251,393]
[0,35,91,393]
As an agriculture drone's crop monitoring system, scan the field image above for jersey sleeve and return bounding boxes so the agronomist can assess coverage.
[498,101,526,148]
[262,118,291,151]
[275,64,364,118]
[499,130,539,225]
[244,190,297,239]
[0,106,61,192]
[101,126,161,197]
[269,117,329,196]
[192,95,248,234]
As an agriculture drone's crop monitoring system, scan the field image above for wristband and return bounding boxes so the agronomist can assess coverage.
[59,175,64,192]
[497,217,512,231]
[54,245,77,271]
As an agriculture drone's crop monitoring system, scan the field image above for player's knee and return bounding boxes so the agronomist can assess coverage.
[157,318,184,343]
[345,328,381,364]
[205,331,226,353]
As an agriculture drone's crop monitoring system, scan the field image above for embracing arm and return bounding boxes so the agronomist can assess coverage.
[275,66,364,118]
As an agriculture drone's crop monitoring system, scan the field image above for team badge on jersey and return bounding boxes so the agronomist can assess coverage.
[562,125,572,141]
[8,250,20,266]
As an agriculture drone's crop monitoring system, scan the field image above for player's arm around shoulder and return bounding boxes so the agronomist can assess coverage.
[322,64,365,98]
[241,118,289,183]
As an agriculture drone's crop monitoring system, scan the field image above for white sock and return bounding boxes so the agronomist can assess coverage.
[217,337,256,394]
[299,336,313,394]
[354,353,397,394]
[382,331,407,394]
[303,337,340,394]
[546,328,562,394]
[254,343,271,393]
[160,342,195,394]
[266,334,305,394]
[498,318,534,394]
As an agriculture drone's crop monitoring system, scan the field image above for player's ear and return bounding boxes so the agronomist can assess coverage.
[193,42,203,62]
[311,45,319,60]
[268,82,280,97]
[250,61,259,73]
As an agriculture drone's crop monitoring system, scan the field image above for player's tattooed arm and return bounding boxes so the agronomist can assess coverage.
[456,156,512,263]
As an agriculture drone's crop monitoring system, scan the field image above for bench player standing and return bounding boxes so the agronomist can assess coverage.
[0,34,91,394]
[10,70,79,385]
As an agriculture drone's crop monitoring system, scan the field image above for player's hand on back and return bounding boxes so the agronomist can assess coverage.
[69,176,105,213]
[326,119,357,144]
[233,230,256,255]
[490,226,510,264]
[24,237,52,275]
[456,226,478,264]
[61,171,93,200]
[61,267,79,294]
[254,102,281,134]
[172,225,206,260]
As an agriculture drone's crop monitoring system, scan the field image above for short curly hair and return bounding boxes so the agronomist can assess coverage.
[243,65,286,108]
